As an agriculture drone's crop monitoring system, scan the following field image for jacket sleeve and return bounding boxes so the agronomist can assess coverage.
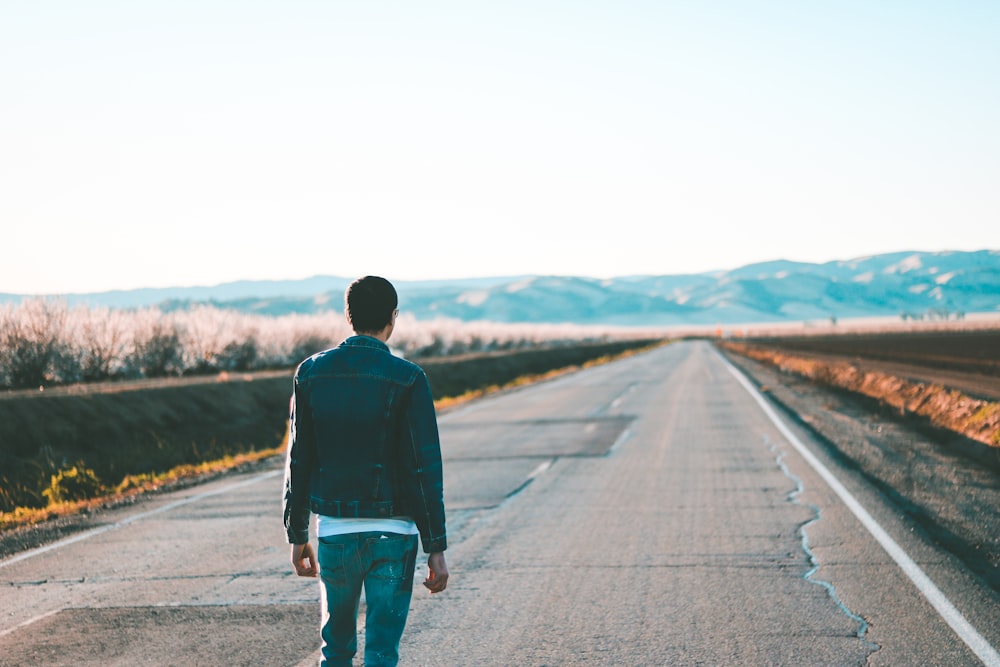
[398,369,448,553]
[283,373,316,544]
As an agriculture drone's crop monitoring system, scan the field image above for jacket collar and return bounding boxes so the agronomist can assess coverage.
[340,335,390,352]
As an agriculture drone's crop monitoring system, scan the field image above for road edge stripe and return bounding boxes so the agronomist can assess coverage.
[0,470,282,570]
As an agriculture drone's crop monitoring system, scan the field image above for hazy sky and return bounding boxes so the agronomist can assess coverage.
[3,1,998,294]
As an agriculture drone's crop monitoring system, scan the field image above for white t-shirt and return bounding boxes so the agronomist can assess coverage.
[317,515,419,538]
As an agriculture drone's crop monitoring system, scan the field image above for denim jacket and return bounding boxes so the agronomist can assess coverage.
[282,335,447,554]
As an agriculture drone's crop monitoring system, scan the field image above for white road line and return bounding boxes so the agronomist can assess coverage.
[608,428,633,455]
[0,608,61,639]
[723,357,1000,667]
[527,459,554,480]
[0,469,283,570]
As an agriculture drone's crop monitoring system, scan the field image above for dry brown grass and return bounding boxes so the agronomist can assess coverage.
[0,446,284,532]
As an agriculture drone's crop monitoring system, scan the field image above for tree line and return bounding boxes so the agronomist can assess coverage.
[0,298,651,390]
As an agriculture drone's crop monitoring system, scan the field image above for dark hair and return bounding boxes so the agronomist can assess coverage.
[345,276,398,333]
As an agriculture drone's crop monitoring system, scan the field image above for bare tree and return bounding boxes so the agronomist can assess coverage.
[77,306,130,380]
[126,311,183,378]
[0,298,68,388]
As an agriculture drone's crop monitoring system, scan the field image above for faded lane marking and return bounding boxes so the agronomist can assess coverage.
[527,459,554,480]
[0,608,60,639]
[607,428,633,455]
[499,458,557,507]
[723,355,1000,667]
[0,470,283,570]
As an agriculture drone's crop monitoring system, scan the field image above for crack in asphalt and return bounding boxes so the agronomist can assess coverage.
[765,435,879,653]
[4,570,276,587]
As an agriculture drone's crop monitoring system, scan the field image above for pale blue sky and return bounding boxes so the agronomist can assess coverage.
[3,1,998,294]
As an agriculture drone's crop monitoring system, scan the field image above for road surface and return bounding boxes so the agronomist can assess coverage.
[1,341,998,666]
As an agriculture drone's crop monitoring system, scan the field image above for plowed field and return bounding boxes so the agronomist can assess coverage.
[717,328,1000,449]
[731,328,1000,399]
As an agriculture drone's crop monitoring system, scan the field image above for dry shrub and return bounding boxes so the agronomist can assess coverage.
[42,466,105,505]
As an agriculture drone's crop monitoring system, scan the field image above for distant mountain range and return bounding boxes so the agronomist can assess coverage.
[3,250,999,326]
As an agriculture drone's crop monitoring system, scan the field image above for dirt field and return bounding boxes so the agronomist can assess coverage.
[740,328,1000,376]
[718,327,1000,449]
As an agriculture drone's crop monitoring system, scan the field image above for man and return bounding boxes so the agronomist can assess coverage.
[283,275,449,667]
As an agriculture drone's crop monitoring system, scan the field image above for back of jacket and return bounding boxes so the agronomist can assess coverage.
[282,335,447,554]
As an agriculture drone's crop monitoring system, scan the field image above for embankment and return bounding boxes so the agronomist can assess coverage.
[717,341,1000,450]
[0,339,663,518]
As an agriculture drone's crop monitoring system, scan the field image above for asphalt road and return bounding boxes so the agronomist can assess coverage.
[1,341,998,666]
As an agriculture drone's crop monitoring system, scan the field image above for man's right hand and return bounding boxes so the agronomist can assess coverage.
[423,552,449,594]
[291,542,318,578]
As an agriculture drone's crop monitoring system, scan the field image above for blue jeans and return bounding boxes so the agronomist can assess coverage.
[317,531,419,667]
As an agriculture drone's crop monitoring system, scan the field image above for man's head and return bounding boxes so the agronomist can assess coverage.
[345,276,398,336]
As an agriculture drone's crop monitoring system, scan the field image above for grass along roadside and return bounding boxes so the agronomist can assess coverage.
[1,339,668,536]
[0,447,284,533]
